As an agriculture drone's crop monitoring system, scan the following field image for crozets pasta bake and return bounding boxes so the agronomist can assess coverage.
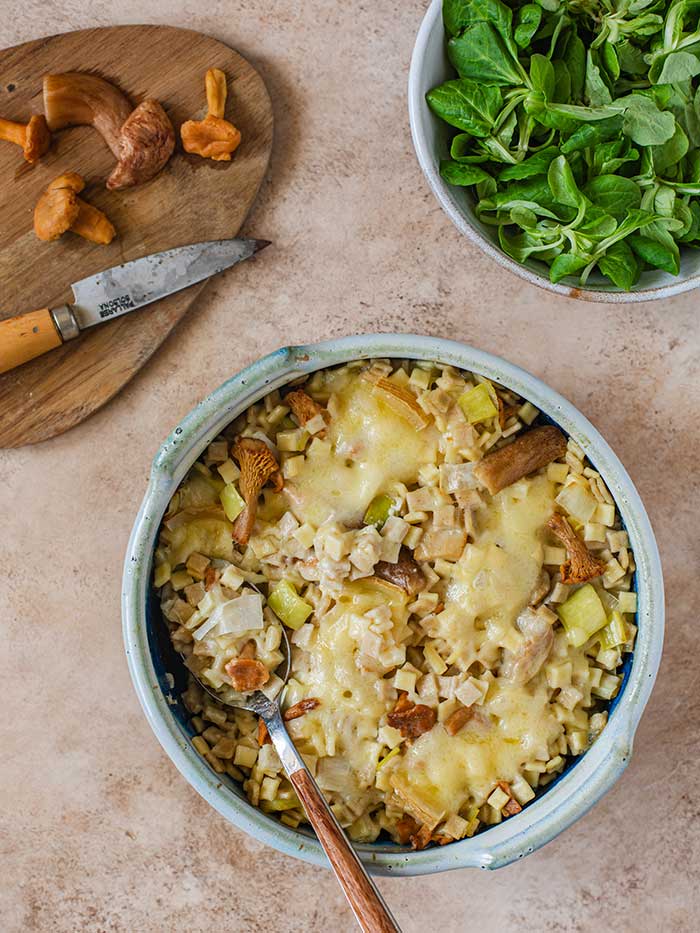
[154,359,637,849]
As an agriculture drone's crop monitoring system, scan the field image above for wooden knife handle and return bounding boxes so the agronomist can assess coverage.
[0,308,63,374]
[289,768,400,933]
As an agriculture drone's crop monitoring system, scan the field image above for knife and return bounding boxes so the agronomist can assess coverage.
[0,237,270,375]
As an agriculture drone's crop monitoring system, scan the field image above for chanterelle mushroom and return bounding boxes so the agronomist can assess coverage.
[181,68,242,161]
[43,73,175,189]
[34,172,116,245]
[285,388,327,436]
[230,436,283,545]
[473,425,567,495]
[0,113,50,163]
[547,512,607,584]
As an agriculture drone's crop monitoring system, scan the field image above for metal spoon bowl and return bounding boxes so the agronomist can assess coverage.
[180,584,400,933]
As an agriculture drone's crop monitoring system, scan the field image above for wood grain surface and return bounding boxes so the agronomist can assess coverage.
[0,25,272,447]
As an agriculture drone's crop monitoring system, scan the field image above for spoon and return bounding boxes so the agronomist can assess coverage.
[181,586,401,933]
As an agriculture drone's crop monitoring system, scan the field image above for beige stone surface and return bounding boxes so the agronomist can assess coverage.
[0,2,697,931]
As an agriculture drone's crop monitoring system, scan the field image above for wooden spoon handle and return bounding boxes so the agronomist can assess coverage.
[0,308,62,374]
[264,707,400,932]
[289,768,401,933]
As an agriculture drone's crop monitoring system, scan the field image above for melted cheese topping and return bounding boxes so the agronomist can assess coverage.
[286,376,438,526]
[437,475,555,668]
[289,476,571,818]
[292,604,388,795]
[391,678,562,817]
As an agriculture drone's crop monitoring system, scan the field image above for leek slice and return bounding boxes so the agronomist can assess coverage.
[599,611,628,649]
[168,518,233,566]
[268,580,313,630]
[260,797,301,812]
[219,483,245,522]
[458,382,498,424]
[363,493,395,529]
[557,584,608,647]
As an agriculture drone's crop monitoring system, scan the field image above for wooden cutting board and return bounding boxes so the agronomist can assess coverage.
[0,25,273,447]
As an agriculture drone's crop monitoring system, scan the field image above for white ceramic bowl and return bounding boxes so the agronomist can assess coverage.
[122,334,664,875]
[408,0,700,302]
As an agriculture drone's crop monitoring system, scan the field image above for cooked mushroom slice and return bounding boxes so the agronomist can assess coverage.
[107,99,175,189]
[44,73,132,155]
[395,815,420,845]
[497,397,519,430]
[238,638,257,659]
[34,172,116,244]
[285,388,327,436]
[43,74,175,189]
[547,512,607,584]
[443,706,474,736]
[374,547,426,596]
[0,114,50,163]
[257,717,272,746]
[473,425,567,495]
[224,657,270,692]
[494,781,522,817]
[230,436,283,546]
[503,797,522,817]
[408,824,434,851]
[500,606,555,686]
[363,372,430,430]
[387,693,436,738]
[204,566,220,590]
[283,697,321,721]
[528,569,550,607]
[181,67,242,161]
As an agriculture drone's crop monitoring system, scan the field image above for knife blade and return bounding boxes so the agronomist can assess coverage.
[0,237,270,375]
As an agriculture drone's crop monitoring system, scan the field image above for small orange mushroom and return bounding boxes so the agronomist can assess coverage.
[33,172,116,245]
[0,114,50,163]
[547,512,607,584]
[285,388,327,436]
[181,68,242,161]
[230,436,283,546]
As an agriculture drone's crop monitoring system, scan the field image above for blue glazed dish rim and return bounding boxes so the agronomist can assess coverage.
[122,334,664,876]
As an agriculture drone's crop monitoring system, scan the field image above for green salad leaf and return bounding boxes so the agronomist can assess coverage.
[427,0,700,289]
[426,80,502,135]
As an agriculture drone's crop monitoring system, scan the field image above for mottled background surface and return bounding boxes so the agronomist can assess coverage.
[1,2,697,931]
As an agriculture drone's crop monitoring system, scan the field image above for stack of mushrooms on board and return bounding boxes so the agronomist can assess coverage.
[0,67,241,245]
